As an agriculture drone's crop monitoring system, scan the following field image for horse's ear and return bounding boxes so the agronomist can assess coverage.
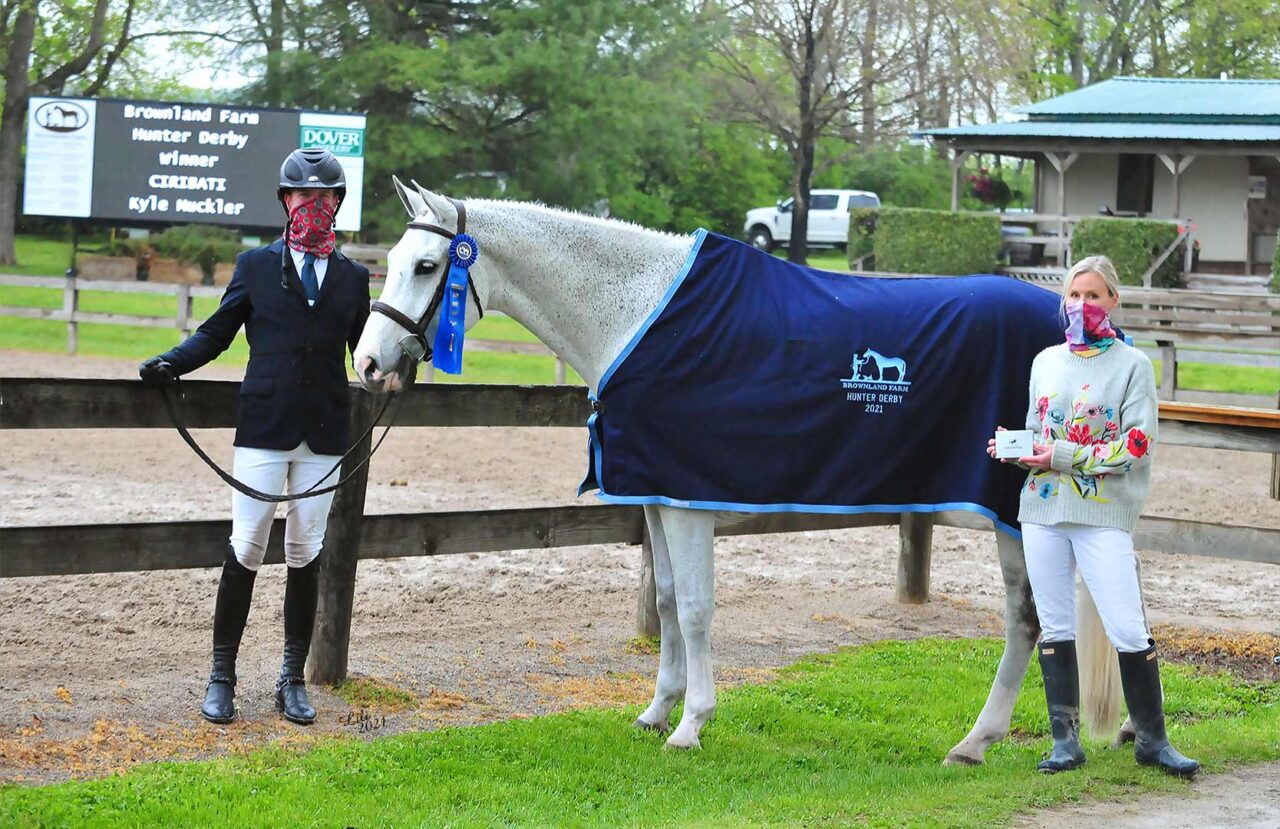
[392,175,427,218]
[410,180,458,229]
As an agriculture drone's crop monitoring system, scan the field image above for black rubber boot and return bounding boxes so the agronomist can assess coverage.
[201,546,257,724]
[1118,643,1199,778]
[276,556,320,724]
[1037,640,1086,773]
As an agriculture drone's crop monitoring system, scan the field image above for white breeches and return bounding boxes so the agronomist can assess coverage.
[1022,522,1152,653]
[228,442,341,571]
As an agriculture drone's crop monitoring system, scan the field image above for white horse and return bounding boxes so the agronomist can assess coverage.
[353,180,1125,757]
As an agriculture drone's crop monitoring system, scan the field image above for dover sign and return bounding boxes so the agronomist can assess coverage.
[23,98,366,231]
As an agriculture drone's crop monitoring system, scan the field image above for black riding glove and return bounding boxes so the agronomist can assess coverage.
[139,356,177,387]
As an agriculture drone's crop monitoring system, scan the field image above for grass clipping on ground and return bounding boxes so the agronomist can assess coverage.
[2,637,1277,827]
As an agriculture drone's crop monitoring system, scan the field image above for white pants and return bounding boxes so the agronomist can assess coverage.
[1022,522,1152,653]
[229,442,341,571]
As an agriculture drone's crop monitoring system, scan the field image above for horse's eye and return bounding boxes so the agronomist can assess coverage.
[414,260,437,276]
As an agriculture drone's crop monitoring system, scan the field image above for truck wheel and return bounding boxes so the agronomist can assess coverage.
[748,225,775,252]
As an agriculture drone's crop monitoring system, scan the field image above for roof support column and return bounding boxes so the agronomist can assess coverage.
[1158,153,1196,220]
[950,150,971,211]
[1045,152,1079,266]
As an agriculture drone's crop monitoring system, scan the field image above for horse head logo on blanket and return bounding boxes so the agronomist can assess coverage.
[850,348,908,384]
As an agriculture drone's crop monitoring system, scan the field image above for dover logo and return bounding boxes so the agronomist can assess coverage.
[299,126,364,157]
[841,347,911,414]
[35,100,89,133]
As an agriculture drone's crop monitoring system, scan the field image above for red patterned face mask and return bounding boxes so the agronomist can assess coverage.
[283,193,337,257]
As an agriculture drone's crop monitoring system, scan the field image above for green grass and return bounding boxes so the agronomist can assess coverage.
[1155,361,1279,396]
[332,676,420,712]
[4,236,77,276]
[1,638,1276,827]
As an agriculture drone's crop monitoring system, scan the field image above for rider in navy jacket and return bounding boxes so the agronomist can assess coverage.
[157,239,370,455]
[140,148,369,727]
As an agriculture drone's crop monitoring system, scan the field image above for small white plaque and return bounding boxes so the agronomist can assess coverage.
[995,430,1035,459]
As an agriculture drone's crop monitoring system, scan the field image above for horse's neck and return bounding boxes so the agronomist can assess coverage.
[467,202,694,390]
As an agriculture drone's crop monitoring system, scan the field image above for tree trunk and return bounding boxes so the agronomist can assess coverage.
[860,0,878,149]
[0,2,37,267]
[788,6,817,266]
[265,0,285,106]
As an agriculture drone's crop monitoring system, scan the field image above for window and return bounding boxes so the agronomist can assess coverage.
[1116,154,1154,215]
[849,194,880,209]
[810,194,839,211]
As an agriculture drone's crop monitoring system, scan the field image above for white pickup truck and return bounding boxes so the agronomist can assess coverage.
[743,189,881,251]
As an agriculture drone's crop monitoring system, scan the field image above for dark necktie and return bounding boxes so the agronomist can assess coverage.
[301,252,319,303]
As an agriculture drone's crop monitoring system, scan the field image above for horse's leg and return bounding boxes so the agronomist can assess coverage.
[945,528,1041,765]
[634,504,687,734]
[656,505,717,750]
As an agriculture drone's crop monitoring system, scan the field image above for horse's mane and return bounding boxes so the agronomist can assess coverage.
[415,197,690,243]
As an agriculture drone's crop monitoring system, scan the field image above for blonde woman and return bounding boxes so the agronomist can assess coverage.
[987,255,1198,777]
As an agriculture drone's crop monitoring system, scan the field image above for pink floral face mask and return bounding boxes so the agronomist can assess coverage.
[1064,301,1117,355]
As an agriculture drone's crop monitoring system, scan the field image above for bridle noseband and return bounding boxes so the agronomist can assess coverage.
[370,197,484,366]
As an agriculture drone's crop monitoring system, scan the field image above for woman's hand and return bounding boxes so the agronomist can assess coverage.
[1019,443,1053,471]
[987,426,1007,462]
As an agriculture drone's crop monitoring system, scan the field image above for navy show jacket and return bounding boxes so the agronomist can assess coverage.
[160,238,371,455]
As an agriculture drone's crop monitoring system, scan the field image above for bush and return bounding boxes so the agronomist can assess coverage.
[867,207,1002,275]
[149,225,244,285]
[846,207,878,269]
[1070,218,1191,289]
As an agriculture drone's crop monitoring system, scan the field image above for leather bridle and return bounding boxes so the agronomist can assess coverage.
[369,198,484,366]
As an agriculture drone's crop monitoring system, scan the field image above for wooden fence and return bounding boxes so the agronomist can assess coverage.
[0,274,568,382]
[1,379,1278,686]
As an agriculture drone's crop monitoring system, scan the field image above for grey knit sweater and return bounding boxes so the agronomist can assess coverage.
[1017,341,1158,533]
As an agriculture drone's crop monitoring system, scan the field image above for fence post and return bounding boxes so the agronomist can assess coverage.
[896,512,934,604]
[1156,340,1177,400]
[308,389,375,686]
[636,526,660,638]
[176,284,193,339]
[1271,392,1279,502]
[63,277,78,355]
[555,357,567,385]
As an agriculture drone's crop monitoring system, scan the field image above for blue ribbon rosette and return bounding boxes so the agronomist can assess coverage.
[432,233,478,374]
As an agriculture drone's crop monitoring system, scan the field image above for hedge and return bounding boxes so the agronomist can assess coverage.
[1070,218,1190,289]
[853,207,1001,275]
[847,207,878,268]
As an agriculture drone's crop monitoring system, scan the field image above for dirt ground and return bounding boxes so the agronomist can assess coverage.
[1,351,1278,822]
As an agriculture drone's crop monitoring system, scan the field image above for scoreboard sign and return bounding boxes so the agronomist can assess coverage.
[23,97,366,231]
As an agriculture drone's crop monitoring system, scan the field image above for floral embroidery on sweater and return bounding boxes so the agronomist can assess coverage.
[1027,386,1151,504]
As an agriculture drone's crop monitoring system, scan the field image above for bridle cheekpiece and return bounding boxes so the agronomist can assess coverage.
[369,197,483,375]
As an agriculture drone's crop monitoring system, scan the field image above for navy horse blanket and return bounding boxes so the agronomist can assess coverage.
[579,230,1065,536]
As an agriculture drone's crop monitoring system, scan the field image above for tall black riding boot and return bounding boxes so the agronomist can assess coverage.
[201,546,258,723]
[276,556,320,724]
[1118,643,1199,778]
[1037,640,1086,773]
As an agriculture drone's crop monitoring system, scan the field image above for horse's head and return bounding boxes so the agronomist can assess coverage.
[354,177,487,392]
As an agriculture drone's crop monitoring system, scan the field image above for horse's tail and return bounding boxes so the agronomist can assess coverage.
[1077,580,1123,739]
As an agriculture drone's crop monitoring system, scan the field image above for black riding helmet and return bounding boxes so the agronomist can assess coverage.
[277,148,347,212]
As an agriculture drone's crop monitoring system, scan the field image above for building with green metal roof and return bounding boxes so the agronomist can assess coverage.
[921,77,1280,280]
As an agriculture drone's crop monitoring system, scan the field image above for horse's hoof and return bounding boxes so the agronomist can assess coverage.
[1112,730,1136,748]
[943,750,984,767]
[664,734,702,750]
[633,716,669,735]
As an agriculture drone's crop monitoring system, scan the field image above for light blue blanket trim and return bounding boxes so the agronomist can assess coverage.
[592,492,1023,539]
[596,228,708,394]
